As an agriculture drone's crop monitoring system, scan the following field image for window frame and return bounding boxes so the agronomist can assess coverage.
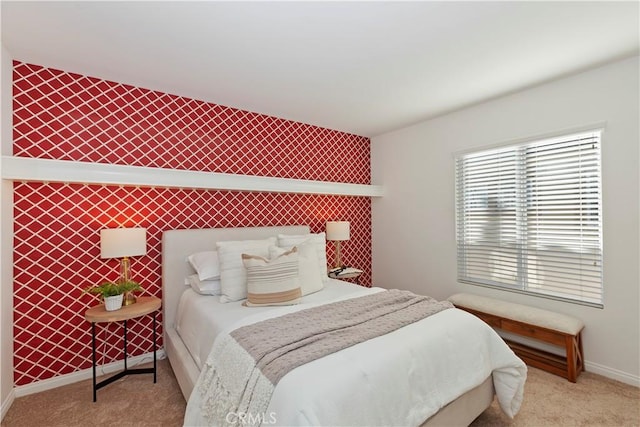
[455,127,604,308]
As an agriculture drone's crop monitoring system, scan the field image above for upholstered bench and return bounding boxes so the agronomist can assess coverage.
[448,293,584,382]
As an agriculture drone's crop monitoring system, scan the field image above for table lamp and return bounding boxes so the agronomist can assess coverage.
[326,221,350,269]
[100,227,147,305]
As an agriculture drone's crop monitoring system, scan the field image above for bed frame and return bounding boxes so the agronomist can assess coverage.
[161,225,494,426]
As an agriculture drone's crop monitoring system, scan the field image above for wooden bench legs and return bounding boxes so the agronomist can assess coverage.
[454,306,584,382]
[503,332,583,382]
[566,333,584,383]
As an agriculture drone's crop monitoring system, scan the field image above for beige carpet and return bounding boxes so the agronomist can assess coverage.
[2,358,638,426]
[1,359,186,427]
[472,367,639,427]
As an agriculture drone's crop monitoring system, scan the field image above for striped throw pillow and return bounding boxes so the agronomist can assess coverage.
[242,247,301,306]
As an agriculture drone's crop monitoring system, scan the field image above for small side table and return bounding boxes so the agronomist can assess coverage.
[328,267,363,284]
[85,296,161,402]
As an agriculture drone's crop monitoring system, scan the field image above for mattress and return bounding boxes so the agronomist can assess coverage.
[175,278,378,370]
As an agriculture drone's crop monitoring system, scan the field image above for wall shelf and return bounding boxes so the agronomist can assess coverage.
[1,157,384,197]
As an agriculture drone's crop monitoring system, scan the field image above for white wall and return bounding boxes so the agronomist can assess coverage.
[371,56,639,385]
[0,44,15,418]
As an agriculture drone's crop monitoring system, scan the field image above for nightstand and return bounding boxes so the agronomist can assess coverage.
[85,296,161,402]
[328,267,363,284]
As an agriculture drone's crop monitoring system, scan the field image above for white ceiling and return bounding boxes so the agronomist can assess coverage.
[2,1,638,137]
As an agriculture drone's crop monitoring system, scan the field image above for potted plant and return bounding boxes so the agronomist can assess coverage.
[83,280,143,311]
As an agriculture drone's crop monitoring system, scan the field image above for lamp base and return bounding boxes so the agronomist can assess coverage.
[334,240,343,269]
[119,256,137,305]
[123,291,137,306]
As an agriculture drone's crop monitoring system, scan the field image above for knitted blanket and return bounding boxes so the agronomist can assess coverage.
[193,289,453,426]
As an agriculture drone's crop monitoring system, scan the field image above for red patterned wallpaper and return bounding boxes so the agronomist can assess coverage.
[12,62,371,386]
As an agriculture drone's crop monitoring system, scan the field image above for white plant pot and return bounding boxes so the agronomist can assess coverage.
[104,294,123,311]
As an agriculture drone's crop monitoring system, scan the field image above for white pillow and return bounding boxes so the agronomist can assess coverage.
[216,237,277,303]
[270,240,323,296]
[278,232,328,284]
[187,274,221,296]
[243,248,301,307]
[187,251,220,281]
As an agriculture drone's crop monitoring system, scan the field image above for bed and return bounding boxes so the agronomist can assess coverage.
[162,225,526,426]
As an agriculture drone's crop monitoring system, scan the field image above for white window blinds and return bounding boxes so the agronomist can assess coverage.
[455,130,603,306]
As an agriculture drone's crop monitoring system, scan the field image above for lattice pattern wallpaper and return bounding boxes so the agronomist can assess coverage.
[12,62,371,386]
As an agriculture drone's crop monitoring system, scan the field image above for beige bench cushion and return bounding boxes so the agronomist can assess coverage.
[448,293,584,336]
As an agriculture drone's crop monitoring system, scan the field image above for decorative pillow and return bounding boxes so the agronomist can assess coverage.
[187,251,220,281]
[187,274,222,296]
[270,240,323,296]
[278,233,328,283]
[216,237,277,303]
[242,248,301,307]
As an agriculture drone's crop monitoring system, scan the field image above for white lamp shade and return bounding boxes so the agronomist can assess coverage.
[100,228,147,259]
[326,221,350,241]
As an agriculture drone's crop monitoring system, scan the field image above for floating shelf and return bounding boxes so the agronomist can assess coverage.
[1,157,384,197]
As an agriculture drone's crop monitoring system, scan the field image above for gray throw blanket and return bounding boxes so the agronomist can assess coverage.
[232,289,453,384]
[193,289,453,425]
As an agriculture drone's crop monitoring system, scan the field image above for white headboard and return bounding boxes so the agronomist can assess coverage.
[161,225,310,332]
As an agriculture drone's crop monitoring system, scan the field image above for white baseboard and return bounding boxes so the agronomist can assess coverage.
[1,388,15,421]
[14,349,166,398]
[585,360,639,387]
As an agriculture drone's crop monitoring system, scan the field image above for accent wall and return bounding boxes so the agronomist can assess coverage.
[11,62,372,387]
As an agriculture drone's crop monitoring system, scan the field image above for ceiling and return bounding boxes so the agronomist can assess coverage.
[2,1,638,137]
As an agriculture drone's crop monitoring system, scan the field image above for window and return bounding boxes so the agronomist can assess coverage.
[455,130,603,307]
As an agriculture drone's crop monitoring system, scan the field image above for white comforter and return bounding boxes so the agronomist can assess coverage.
[184,286,526,427]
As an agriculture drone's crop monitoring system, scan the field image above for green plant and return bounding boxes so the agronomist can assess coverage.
[83,280,143,298]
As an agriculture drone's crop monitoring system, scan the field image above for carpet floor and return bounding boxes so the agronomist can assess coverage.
[471,367,639,427]
[2,358,185,427]
[2,357,638,426]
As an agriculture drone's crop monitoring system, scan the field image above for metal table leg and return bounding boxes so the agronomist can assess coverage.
[91,322,97,402]
[91,313,157,401]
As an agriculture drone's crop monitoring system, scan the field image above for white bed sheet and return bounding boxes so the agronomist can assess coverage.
[176,279,377,370]
[181,280,527,426]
